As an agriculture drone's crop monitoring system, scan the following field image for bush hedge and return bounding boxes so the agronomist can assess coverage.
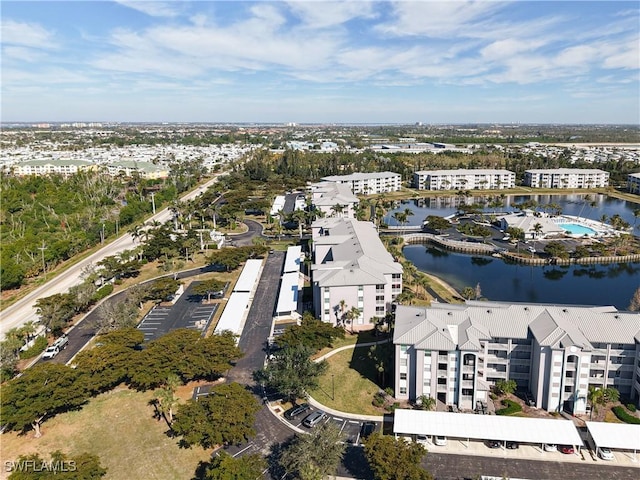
[626,403,637,413]
[496,399,522,416]
[19,335,48,359]
[93,284,114,301]
[612,406,640,424]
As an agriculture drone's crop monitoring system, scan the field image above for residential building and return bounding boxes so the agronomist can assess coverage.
[524,169,609,189]
[393,302,640,414]
[628,173,640,194]
[413,169,515,190]
[310,182,359,218]
[311,217,402,331]
[13,159,96,176]
[320,171,401,195]
[103,160,169,179]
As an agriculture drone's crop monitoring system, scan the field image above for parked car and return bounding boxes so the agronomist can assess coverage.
[434,435,447,446]
[487,440,501,449]
[284,403,310,420]
[559,445,575,455]
[416,434,429,446]
[360,422,376,440]
[543,444,558,452]
[42,345,60,359]
[598,448,614,461]
[302,410,326,428]
[506,441,519,450]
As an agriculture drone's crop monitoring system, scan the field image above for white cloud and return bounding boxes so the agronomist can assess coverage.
[286,1,377,28]
[1,19,56,48]
[114,1,181,18]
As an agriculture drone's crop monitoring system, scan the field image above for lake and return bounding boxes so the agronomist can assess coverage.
[384,193,639,227]
[393,193,640,309]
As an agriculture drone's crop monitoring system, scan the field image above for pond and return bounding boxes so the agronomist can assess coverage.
[403,244,640,310]
[384,193,640,228]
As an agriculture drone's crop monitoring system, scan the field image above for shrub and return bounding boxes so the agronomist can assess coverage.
[626,403,637,413]
[93,284,114,301]
[19,335,48,359]
[384,387,394,397]
[372,392,385,407]
[496,399,522,416]
[385,402,400,412]
[612,406,640,424]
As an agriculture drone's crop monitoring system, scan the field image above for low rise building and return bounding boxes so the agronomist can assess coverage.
[393,302,640,414]
[321,171,401,195]
[13,159,96,176]
[310,182,359,218]
[413,169,515,190]
[311,217,402,331]
[627,172,640,194]
[524,169,609,189]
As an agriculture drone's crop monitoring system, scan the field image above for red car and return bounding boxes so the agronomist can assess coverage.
[559,445,575,454]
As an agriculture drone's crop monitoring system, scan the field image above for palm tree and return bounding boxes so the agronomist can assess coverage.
[155,374,181,426]
[331,203,345,218]
[291,209,306,239]
[344,306,361,333]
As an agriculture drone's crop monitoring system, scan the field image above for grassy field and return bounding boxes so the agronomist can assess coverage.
[1,387,211,480]
[308,346,387,416]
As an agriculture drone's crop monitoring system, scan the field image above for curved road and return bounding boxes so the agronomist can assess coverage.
[0,175,224,339]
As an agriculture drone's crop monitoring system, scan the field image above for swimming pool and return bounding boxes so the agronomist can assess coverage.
[558,223,598,236]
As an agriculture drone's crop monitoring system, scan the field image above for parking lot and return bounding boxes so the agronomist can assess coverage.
[137,281,220,341]
[284,405,382,447]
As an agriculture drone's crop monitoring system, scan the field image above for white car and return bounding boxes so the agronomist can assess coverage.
[416,435,429,446]
[434,435,447,446]
[543,444,557,452]
[598,448,614,461]
[42,346,60,359]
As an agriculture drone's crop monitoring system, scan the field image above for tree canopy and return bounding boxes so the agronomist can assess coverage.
[362,435,432,480]
[172,382,260,448]
[195,452,266,480]
[7,450,107,480]
[275,314,345,352]
[254,345,327,404]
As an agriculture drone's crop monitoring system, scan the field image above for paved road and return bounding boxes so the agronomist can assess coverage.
[1,175,225,339]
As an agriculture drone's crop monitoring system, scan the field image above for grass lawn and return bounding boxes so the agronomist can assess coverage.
[308,346,388,416]
[1,387,211,480]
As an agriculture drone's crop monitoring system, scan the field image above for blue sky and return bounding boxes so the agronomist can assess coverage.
[2,1,639,124]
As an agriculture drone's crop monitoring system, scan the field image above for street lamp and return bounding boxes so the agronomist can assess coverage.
[332,374,335,401]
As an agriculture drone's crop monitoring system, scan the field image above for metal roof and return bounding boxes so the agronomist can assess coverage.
[214,292,250,338]
[276,272,301,315]
[283,246,302,273]
[586,422,640,451]
[394,410,584,446]
[233,259,263,292]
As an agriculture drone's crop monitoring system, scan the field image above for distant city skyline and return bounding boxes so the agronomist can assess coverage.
[2,1,639,124]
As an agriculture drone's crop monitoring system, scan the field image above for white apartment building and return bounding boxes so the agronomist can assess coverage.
[393,302,640,415]
[524,169,609,189]
[320,171,402,195]
[13,159,95,176]
[310,182,360,218]
[413,169,515,191]
[103,161,170,179]
[628,172,640,194]
[311,217,402,331]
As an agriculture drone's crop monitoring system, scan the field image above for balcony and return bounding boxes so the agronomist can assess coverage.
[462,364,475,373]
[438,355,448,363]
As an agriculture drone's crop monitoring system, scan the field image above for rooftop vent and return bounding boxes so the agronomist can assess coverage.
[487,309,492,314]
[562,308,568,313]
[524,307,529,311]
[447,312,453,316]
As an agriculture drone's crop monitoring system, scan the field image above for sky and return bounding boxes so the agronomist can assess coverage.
[1,1,639,124]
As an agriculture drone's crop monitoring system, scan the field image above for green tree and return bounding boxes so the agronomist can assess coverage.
[417,395,436,411]
[543,241,569,259]
[363,434,432,480]
[279,422,345,480]
[154,373,181,426]
[275,313,345,352]
[192,279,226,302]
[172,383,260,448]
[461,287,475,300]
[8,450,107,479]
[588,386,620,417]
[424,215,451,233]
[628,286,640,311]
[0,363,90,437]
[34,293,76,336]
[198,452,266,480]
[494,379,517,396]
[145,277,181,303]
[254,345,327,404]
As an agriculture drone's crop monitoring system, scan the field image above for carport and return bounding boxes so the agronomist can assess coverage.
[586,421,640,462]
[274,272,302,320]
[214,292,251,339]
[393,409,583,452]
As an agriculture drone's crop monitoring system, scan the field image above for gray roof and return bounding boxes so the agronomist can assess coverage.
[311,182,359,206]
[394,301,640,351]
[414,169,514,176]
[17,159,93,166]
[312,218,402,287]
[321,171,400,182]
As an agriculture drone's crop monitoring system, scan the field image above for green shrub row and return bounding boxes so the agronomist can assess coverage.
[93,284,114,301]
[19,335,48,359]
[626,403,637,413]
[612,406,640,424]
[496,399,522,416]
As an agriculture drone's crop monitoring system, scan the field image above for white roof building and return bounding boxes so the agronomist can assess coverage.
[320,171,401,195]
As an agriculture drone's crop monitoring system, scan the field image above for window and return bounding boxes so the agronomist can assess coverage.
[376,295,384,303]
[400,345,408,354]
[400,373,407,380]
[399,387,407,395]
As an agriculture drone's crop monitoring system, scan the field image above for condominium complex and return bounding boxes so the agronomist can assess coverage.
[310,182,360,218]
[524,169,610,189]
[412,169,515,191]
[13,159,96,176]
[311,217,402,331]
[628,172,640,194]
[320,171,402,195]
[393,302,640,415]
